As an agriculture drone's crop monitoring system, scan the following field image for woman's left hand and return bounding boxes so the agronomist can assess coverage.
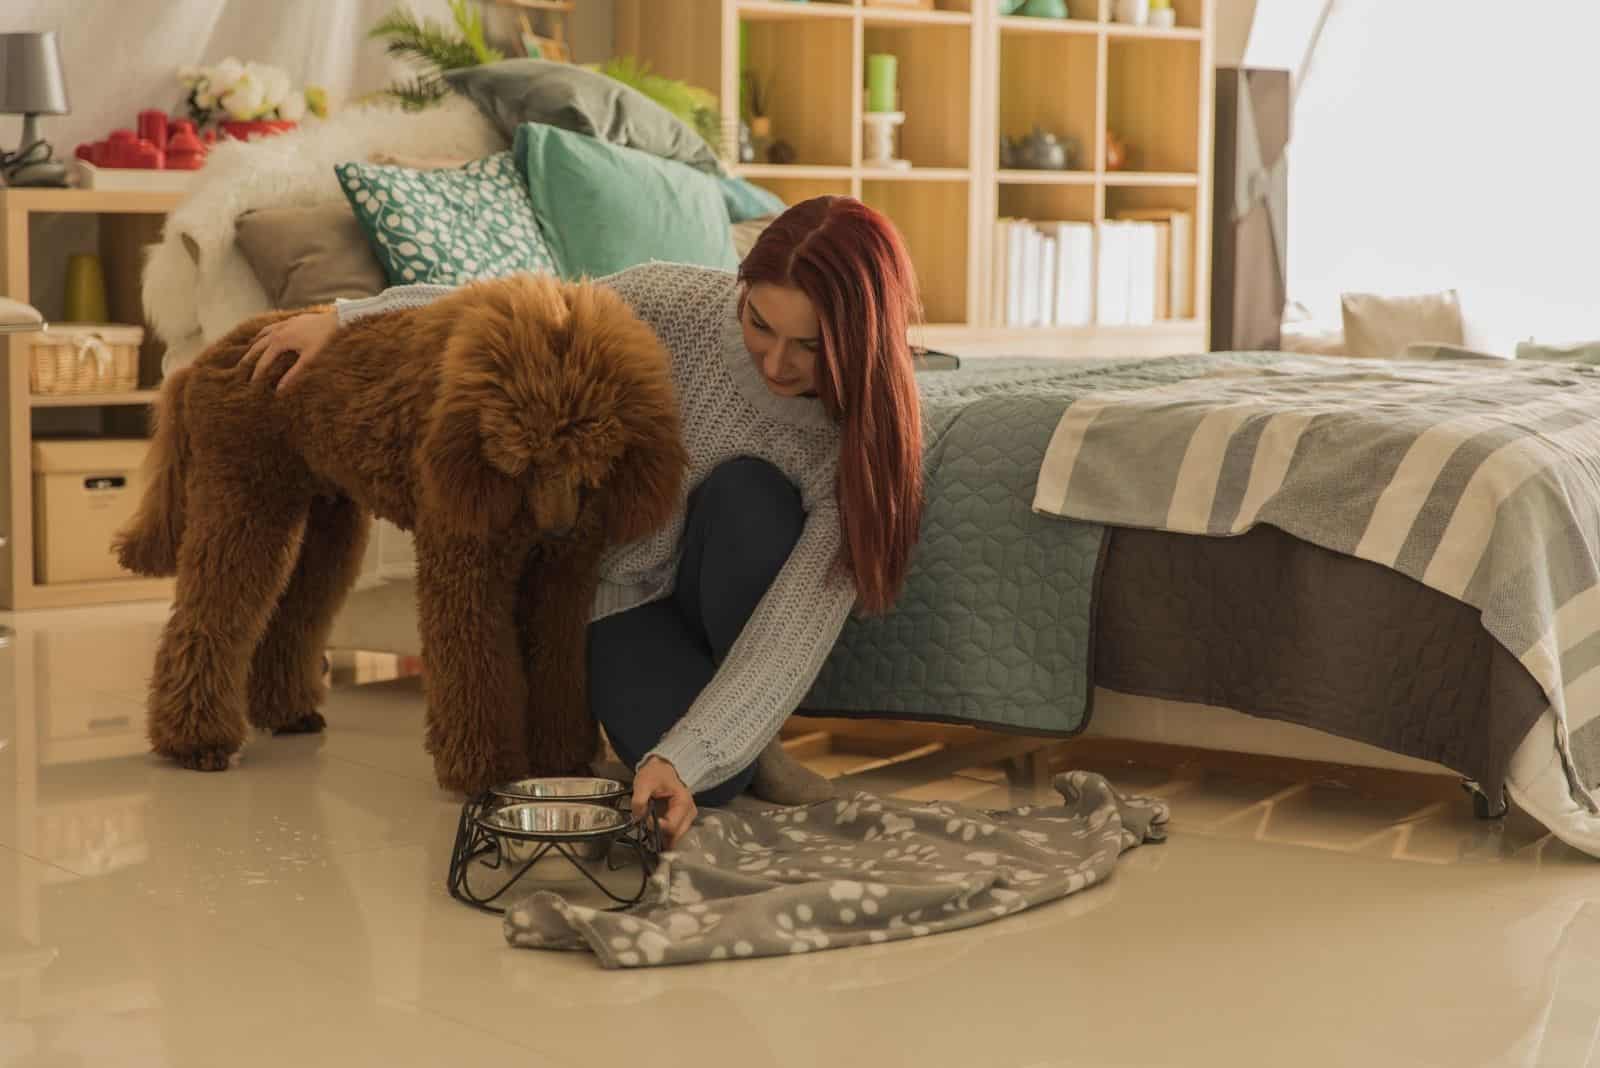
[631,757,696,848]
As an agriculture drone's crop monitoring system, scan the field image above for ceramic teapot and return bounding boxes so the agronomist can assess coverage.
[1001,125,1078,170]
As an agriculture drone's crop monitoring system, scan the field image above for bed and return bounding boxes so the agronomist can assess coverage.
[327,353,1600,858]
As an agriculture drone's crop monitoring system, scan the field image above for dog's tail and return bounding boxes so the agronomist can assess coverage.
[112,368,192,576]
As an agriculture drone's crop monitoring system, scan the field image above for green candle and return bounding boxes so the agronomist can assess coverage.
[866,53,897,114]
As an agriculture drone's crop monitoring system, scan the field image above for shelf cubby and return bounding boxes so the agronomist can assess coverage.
[997,26,1099,175]
[1105,36,1202,174]
[998,182,1096,226]
[740,13,855,167]
[863,21,974,170]
[862,179,970,325]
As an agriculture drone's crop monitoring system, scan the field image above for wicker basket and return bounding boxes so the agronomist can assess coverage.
[27,323,142,395]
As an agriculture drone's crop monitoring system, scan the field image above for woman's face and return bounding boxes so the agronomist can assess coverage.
[741,282,820,398]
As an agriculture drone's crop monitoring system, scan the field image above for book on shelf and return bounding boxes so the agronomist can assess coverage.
[1126,222,1158,326]
[1022,226,1041,327]
[1003,220,1025,327]
[992,219,1094,328]
[1112,208,1194,320]
[1055,222,1094,327]
[1038,230,1057,328]
[1095,221,1133,326]
[990,215,1010,330]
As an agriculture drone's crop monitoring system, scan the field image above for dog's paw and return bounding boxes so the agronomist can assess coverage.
[171,746,236,772]
[433,757,523,797]
[272,711,327,736]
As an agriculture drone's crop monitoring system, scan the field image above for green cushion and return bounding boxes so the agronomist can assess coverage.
[446,59,722,175]
[719,176,785,223]
[334,151,556,286]
[513,123,737,279]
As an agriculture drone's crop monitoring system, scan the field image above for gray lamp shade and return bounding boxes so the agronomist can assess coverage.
[0,31,70,116]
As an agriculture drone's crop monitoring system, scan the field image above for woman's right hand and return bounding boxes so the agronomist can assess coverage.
[242,308,339,393]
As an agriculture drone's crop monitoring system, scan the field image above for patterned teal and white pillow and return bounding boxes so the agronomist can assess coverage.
[335,151,556,286]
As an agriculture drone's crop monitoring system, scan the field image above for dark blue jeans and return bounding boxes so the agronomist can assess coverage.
[588,457,805,806]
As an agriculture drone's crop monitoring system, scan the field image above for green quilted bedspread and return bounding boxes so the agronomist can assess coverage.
[804,354,1243,735]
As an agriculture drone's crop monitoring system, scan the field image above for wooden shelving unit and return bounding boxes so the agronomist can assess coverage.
[0,188,180,611]
[615,0,1214,357]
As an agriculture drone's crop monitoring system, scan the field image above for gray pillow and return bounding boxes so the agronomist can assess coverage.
[445,60,722,175]
[1516,339,1600,364]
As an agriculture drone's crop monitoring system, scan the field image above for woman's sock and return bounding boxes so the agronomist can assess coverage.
[750,737,835,806]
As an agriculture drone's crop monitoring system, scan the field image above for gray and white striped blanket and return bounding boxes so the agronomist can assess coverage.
[1033,354,1600,813]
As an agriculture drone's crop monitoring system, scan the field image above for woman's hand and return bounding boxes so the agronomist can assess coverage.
[631,757,696,848]
[241,309,339,393]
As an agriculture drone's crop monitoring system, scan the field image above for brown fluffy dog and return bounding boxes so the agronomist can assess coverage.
[113,274,685,794]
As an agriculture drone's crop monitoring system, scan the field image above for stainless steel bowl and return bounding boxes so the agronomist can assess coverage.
[489,776,627,805]
[478,801,628,840]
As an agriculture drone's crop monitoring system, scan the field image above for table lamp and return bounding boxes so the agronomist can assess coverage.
[0,297,44,645]
[1,31,71,187]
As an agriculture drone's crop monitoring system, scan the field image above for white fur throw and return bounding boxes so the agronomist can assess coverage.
[143,95,505,373]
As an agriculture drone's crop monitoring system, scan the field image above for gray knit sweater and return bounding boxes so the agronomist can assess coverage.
[335,263,854,793]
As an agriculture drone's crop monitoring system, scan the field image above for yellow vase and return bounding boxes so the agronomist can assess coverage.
[63,254,109,324]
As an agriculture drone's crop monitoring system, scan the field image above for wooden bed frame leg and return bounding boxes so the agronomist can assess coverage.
[1004,747,1055,793]
[1462,780,1508,820]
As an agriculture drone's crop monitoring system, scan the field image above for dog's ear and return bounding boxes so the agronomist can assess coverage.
[419,398,526,536]
[598,437,688,546]
[559,284,690,546]
[418,292,540,535]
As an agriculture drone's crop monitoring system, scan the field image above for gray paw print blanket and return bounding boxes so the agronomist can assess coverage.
[502,771,1168,968]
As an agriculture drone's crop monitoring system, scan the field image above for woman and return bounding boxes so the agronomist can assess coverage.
[243,196,924,846]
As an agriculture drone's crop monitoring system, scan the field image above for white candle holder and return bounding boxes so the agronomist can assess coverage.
[862,111,911,171]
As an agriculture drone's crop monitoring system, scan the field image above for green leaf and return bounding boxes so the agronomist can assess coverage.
[368,1,501,113]
[368,3,500,74]
[384,74,451,111]
[590,56,725,155]
[450,0,503,65]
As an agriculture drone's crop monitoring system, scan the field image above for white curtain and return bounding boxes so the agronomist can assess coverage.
[1287,0,1600,352]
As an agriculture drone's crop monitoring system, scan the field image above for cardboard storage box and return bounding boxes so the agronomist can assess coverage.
[32,439,148,584]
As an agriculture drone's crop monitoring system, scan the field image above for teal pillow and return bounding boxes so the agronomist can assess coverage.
[334,151,556,286]
[513,123,737,278]
[719,175,785,223]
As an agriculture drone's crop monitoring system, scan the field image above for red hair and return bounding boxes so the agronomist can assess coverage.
[739,196,924,616]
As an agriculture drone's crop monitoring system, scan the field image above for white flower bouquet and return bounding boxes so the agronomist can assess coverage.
[179,58,327,131]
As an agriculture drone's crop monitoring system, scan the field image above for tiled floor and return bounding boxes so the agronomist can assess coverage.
[2,603,1599,1067]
